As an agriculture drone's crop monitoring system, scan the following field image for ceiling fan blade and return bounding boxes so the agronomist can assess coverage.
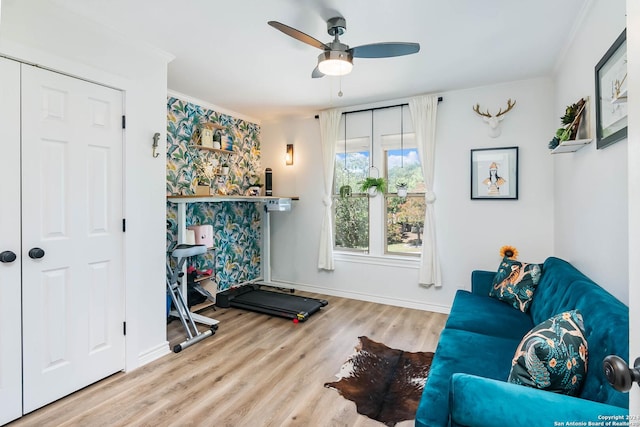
[268,21,330,51]
[350,42,420,58]
[312,65,325,78]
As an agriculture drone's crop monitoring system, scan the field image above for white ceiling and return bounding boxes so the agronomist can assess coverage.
[45,0,589,122]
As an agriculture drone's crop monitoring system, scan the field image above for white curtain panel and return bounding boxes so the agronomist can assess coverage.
[408,95,442,287]
[317,109,342,270]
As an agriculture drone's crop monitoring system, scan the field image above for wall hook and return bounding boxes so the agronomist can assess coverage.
[152,132,161,158]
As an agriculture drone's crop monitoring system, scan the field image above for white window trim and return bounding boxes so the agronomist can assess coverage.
[334,251,421,268]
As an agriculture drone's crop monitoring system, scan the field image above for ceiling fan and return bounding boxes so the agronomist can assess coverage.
[268,17,420,78]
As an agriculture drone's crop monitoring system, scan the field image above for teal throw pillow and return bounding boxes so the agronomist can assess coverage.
[508,310,588,396]
[489,257,542,312]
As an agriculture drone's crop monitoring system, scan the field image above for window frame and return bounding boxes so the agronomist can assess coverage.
[332,122,426,259]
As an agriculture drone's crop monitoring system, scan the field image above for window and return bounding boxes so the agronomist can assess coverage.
[333,137,369,253]
[383,134,426,256]
[333,129,426,257]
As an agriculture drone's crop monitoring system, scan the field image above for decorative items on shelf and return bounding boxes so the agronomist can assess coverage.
[246,169,263,196]
[221,134,233,151]
[550,98,586,147]
[193,152,217,196]
[472,99,516,138]
[548,98,588,152]
[199,122,224,149]
[212,129,222,149]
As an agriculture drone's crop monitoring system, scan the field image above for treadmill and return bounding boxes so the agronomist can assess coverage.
[216,198,328,322]
[216,284,327,322]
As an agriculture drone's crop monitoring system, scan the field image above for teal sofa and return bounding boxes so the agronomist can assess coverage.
[415,257,629,427]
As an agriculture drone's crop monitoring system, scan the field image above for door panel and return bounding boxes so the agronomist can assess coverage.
[21,65,125,413]
[0,57,23,426]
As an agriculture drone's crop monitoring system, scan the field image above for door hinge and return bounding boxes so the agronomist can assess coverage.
[122,115,126,129]
[123,321,126,336]
[122,218,126,232]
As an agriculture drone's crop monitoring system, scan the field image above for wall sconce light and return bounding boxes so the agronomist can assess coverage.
[286,144,294,166]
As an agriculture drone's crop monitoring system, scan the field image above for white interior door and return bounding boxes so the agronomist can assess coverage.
[21,65,125,413]
[0,57,23,426]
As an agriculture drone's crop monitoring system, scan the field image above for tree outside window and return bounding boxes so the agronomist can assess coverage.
[384,138,426,256]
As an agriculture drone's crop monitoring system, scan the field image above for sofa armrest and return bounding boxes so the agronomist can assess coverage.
[450,373,628,427]
[471,270,495,296]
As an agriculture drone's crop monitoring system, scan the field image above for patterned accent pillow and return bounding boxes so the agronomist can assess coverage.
[508,310,588,396]
[489,257,542,312]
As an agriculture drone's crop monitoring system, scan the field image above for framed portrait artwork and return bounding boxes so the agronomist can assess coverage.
[595,29,627,149]
[470,146,518,200]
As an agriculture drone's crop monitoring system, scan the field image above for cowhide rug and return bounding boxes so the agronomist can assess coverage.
[324,336,434,426]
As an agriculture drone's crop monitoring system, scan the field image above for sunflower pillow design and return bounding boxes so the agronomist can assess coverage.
[508,310,588,396]
[490,257,542,312]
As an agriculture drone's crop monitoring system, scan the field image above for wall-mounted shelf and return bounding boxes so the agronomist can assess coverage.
[189,145,233,155]
[550,138,593,154]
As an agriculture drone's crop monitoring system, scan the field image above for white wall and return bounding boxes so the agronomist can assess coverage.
[262,77,556,312]
[0,1,172,369]
[553,0,628,303]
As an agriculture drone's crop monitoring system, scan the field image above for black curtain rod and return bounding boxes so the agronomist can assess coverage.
[314,96,443,119]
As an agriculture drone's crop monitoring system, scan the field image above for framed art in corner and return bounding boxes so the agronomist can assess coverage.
[471,146,518,200]
[595,29,627,150]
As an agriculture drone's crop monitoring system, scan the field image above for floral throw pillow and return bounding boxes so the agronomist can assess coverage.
[508,310,588,396]
[489,257,542,312]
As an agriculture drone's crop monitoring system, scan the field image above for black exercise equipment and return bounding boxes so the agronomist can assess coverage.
[216,284,328,322]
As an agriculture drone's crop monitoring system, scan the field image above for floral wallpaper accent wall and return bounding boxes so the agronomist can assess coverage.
[166,97,261,196]
[166,97,263,291]
[166,202,261,291]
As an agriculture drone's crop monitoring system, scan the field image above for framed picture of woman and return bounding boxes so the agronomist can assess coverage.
[471,146,519,200]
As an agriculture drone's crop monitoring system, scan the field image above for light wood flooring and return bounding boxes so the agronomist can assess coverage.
[9,291,448,427]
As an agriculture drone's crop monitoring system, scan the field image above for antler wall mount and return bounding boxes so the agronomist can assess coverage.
[473,99,517,138]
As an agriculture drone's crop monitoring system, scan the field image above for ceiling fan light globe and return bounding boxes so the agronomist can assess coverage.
[317,51,353,76]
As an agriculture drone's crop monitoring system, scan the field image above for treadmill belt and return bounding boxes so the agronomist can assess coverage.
[218,286,328,321]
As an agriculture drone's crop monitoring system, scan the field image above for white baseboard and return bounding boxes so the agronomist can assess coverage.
[269,280,451,315]
[135,341,171,369]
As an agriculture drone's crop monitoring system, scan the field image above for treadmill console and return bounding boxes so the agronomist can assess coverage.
[265,198,291,212]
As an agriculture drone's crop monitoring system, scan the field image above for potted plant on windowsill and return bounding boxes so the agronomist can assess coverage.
[359,177,386,197]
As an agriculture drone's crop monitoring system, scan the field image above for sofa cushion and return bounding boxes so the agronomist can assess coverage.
[508,310,588,396]
[489,257,542,312]
[416,328,521,427]
[445,290,534,341]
